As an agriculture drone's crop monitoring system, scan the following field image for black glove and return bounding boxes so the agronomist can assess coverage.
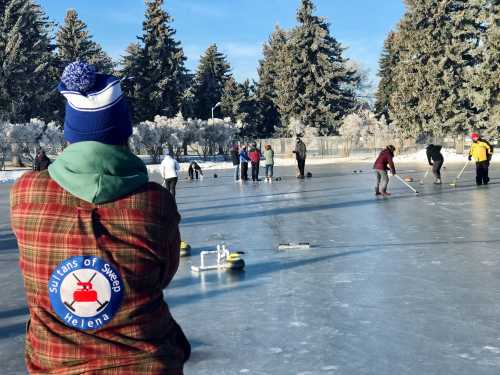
[468,155,472,161]
[429,162,433,166]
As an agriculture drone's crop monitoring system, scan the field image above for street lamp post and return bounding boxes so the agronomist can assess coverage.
[211,102,221,124]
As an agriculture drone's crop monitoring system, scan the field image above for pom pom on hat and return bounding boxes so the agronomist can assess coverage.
[61,61,97,93]
[59,61,132,145]
[471,133,479,140]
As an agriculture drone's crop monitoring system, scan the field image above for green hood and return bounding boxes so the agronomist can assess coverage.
[48,141,149,204]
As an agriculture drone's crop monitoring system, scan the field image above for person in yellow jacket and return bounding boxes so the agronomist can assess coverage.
[468,133,493,185]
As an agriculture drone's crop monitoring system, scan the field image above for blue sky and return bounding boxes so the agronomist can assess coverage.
[38,0,405,83]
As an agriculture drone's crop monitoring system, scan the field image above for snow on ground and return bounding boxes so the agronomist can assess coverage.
[0,170,31,184]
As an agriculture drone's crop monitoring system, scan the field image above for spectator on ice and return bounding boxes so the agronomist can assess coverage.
[469,133,493,186]
[239,145,250,181]
[10,61,190,374]
[426,144,444,184]
[161,149,180,199]
[264,144,275,183]
[231,144,240,181]
[374,145,397,197]
[188,161,203,180]
[33,149,51,171]
[293,137,307,179]
[249,142,262,181]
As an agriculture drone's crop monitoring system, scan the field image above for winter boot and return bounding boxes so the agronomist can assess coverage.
[434,178,442,185]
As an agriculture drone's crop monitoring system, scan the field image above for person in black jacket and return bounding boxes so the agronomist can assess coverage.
[426,144,444,184]
[33,149,51,171]
[293,137,307,179]
[230,145,240,181]
[188,161,203,180]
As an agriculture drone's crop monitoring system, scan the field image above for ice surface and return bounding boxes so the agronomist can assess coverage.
[2,162,500,374]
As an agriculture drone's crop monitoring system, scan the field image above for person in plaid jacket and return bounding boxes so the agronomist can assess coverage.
[10,62,190,374]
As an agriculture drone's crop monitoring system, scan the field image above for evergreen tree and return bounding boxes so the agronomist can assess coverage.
[274,0,359,135]
[375,31,400,123]
[388,0,489,137]
[221,77,241,119]
[256,26,288,137]
[120,0,187,122]
[477,0,500,135]
[56,9,114,74]
[191,44,232,120]
[486,0,500,131]
[0,0,57,122]
[221,78,263,138]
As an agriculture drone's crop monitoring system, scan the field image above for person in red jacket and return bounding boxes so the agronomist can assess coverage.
[248,142,262,182]
[373,145,397,196]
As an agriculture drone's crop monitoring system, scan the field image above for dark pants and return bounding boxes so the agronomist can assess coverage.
[188,168,199,179]
[241,162,249,181]
[432,159,443,179]
[164,177,178,198]
[251,162,260,181]
[476,161,489,185]
[297,158,306,178]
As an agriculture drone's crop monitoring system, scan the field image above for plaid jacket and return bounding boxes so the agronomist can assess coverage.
[10,171,190,374]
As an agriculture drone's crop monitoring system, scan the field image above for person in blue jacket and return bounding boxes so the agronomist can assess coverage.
[239,145,251,181]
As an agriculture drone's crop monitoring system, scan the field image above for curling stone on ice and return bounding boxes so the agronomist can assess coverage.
[403,176,414,182]
[306,172,313,178]
[191,244,245,272]
[224,252,245,270]
[179,240,191,257]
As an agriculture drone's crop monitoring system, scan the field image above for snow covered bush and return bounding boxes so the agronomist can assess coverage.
[0,122,11,170]
[340,110,394,156]
[39,121,66,156]
[198,118,237,158]
[130,113,186,163]
[0,118,64,167]
[8,119,47,165]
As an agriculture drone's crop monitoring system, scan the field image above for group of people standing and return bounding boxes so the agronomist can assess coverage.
[230,137,308,183]
[373,132,494,195]
[231,142,275,183]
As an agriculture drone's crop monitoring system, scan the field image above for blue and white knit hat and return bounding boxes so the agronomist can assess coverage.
[58,61,132,145]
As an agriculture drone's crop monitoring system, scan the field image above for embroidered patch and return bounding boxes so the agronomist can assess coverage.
[48,256,124,331]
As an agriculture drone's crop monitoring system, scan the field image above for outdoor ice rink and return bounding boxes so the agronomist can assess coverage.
[1,162,500,375]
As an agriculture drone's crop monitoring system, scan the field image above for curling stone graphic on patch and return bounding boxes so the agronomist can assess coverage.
[48,256,123,331]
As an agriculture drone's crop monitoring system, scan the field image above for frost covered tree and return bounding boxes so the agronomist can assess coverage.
[340,110,395,155]
[256,26,288,136]
[39,120,65,155]
[190,44,232,120]
[56,9,114,74]
[130,114,185,163]
[0,121,10,170]
[0,117,63,169]
[274,0,359,135]
[0,0,57,123]
[120,0,187,122]
[198,118,238,157]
